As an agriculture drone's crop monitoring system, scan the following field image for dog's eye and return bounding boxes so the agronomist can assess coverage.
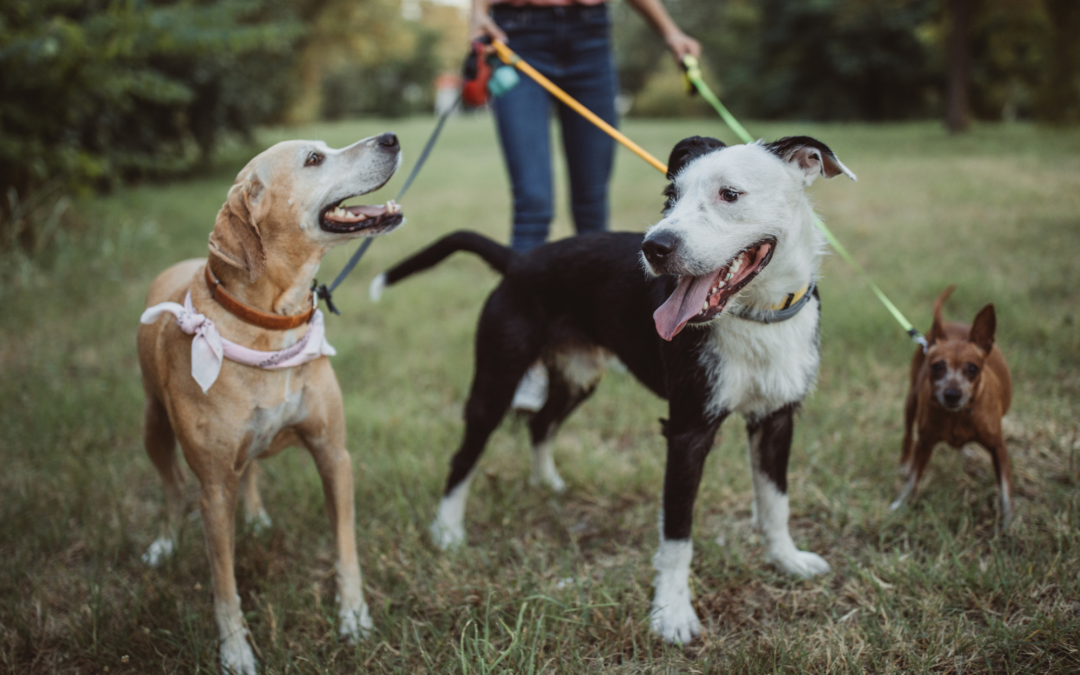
[964,362,979,379]
[305,152,324,167]
[930,361,946,378]
[719,188,740,203]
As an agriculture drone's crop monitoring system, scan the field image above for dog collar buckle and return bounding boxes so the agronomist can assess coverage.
[731,280,816,325]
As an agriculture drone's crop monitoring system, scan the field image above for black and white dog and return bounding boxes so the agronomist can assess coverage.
[371,136,855,642]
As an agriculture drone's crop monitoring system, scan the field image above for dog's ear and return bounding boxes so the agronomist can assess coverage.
[928,284,955,346]
[667,136,726,180]
[663,136,725,211]
[969,303,996,354]
[209,175,267,282]
[764,136,857,185]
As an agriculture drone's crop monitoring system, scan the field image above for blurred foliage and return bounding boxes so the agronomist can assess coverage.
[319,24,440,119]
[0,0,447,253]
[4,0,1077,253]
[0,0,303,250]
[614,0,1079,124]
[286,0,448,123]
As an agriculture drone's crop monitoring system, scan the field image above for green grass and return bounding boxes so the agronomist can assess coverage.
[1,117,1079,673]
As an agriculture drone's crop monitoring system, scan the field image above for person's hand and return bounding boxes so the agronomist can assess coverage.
[664,30,701,62]
[471,13,507,44]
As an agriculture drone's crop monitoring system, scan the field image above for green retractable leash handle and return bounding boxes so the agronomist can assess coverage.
[681,55,928,350]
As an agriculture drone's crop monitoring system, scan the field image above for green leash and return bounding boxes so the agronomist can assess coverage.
[681,56,927,350]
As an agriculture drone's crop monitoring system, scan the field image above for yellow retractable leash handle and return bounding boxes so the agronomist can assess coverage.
[491,40,926,349]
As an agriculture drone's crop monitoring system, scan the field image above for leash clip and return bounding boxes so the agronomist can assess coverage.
[312,280,340,316]
[909,329,929,353]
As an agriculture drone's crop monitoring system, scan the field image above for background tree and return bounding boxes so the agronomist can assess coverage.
[0,0,303,249]
[945,0,974,132]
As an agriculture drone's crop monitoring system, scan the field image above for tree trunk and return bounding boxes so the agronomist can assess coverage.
[1035,0,1080,124]
[945,0,973,133]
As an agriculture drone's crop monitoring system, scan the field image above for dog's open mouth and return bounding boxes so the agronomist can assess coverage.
[653,238,775,341]
[320,199,403,234]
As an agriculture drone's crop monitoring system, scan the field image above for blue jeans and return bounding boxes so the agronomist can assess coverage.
[490,4,618,253]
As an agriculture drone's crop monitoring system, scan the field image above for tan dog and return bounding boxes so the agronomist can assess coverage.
[137,134,403,674]
[891,285,1014,529]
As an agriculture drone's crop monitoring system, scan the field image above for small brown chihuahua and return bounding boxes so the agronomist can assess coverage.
[890,285,1014,529]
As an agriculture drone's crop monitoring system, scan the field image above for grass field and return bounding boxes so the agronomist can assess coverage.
[1,116,1079,674]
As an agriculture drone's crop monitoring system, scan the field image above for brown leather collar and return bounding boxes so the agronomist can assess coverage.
[204,264,315,331]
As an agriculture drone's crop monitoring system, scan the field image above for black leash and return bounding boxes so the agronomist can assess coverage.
[314,95,461,315]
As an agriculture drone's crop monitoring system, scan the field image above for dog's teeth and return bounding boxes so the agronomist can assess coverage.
[725,273,733,281]
[717,280,726,289]
[703,300,709,312]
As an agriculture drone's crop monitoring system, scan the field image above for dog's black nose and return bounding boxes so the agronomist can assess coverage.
[377,132,399,150]
[642,232,679,265]
[943,389,962,407]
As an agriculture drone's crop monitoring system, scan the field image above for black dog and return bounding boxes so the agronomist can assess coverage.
[371,136,856,642]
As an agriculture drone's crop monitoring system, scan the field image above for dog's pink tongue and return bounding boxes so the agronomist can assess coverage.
[653,274,714,341]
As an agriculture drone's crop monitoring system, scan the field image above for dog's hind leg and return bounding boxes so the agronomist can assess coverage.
[528,349,605,492]
[747,404,831,579]
[431,294,541,549]
[240,462,272,534]
[142,395,185,567]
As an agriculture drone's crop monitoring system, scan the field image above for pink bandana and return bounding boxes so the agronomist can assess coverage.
[140,292,336,393]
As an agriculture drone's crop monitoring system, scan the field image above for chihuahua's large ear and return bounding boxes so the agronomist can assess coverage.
[969,303,996,354]
[209,175,266,282]
[764,136,857,186]
[928,284,955,346]
[663,136,726,211]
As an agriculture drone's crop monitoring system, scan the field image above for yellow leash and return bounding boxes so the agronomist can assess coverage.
[491,40,668,174]
[491,40,927,349]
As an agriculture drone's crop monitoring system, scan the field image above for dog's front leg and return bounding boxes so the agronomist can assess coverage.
[200,479,258,675]
[746,404,830,579]
[890,434,935,513]
[984,437,1013,531]
[302,424,372,643]
[649,412,723,644]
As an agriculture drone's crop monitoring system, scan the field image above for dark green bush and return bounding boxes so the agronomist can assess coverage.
[0,0,303,250]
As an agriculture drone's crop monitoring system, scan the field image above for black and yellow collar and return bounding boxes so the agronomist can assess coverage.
[731,280,816,324]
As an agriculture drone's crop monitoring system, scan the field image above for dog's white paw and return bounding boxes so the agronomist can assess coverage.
[339,603,373,643]
[429,518,466,550]
[246,510,272,535]
[529,467,567,493]
[649,597,701,644]
[219,630,257,675]
[142,536,175,567]
[767,548,831,579]
[529,473,567,493]
[369,273,387,302]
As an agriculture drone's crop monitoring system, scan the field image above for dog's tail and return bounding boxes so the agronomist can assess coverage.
[370,230,513,301]
[928,284,956,343]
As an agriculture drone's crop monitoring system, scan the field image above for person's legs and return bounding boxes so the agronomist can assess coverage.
[556,5,617,235]
[490,8,558,253]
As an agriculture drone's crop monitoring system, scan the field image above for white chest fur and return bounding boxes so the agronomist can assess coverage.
[245,385,307,460]
[699,297,820,418]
